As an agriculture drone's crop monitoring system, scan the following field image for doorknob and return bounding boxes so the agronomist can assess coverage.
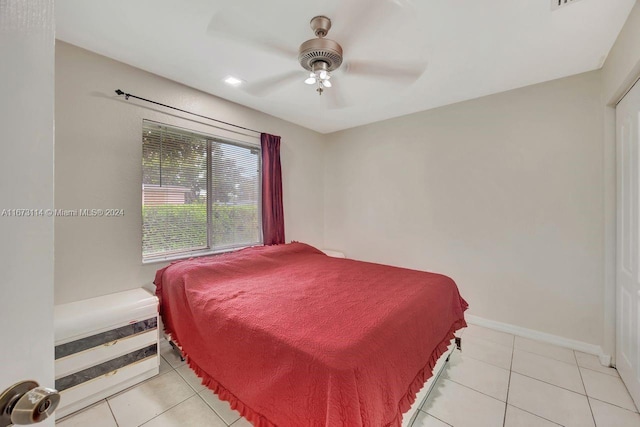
[0,381,60,426]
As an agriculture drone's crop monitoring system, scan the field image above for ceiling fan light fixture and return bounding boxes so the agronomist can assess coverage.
[312,60,329,75]
[304,61,331,93]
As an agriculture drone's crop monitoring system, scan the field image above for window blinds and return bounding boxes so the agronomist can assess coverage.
[142,121,261,261]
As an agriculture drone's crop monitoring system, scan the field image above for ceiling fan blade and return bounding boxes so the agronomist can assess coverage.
[334,0,412,49]
[343,60,426,83]
[325,81,350,110]
[243,71,302,97]
[206,13,297,60]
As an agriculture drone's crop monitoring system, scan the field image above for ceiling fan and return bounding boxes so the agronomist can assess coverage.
[207,1,426,108]
[299,16,341,96]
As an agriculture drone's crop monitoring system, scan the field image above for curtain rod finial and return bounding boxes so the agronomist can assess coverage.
[115,89,124,96]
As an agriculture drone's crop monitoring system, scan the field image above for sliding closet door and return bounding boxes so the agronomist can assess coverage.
[616,79,640,408]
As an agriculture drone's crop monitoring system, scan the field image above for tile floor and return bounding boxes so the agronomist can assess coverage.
[56,325,640,427]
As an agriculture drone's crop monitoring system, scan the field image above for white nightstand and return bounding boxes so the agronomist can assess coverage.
[54,288,159,419]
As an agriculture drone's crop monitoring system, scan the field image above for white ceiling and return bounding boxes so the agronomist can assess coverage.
[56,0,635,134]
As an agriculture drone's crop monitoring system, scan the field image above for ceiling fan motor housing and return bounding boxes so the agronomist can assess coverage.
[298,16,343,73]
[298,38,343,72]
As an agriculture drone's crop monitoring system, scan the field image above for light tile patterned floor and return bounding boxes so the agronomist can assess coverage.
[57,326,640,426]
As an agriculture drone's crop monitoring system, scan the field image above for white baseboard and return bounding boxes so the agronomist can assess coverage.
[465,314,612,367]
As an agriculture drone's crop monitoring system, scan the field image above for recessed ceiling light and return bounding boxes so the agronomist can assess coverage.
[223,76,243,87]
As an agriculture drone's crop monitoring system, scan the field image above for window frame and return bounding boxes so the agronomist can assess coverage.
[142,120,263,264]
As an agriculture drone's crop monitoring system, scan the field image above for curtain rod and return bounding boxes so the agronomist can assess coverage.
[114,89,263,135]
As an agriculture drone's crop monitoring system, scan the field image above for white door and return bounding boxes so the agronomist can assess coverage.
[0,1,56,425]
[616,78,640,408]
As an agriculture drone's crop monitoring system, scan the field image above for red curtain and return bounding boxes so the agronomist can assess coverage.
[261,133,285,245]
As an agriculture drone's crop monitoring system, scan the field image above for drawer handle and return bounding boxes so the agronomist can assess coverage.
[104,370,118,377]
[103,340,118,347]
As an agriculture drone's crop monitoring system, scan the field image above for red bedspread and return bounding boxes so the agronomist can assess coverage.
[155,243,467,427]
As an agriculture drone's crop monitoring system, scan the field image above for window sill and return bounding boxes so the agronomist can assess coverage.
[142,243,262,265]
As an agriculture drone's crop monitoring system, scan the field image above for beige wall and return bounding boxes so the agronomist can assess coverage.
[324,71,605,346]
[55,42,325,304]
[603,1,640,104]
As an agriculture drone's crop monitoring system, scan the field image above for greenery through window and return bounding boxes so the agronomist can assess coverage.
[142,120,261,261]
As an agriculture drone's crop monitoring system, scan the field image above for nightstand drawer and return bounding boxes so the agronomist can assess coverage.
[55,328,158,378]
[57,355,158,419]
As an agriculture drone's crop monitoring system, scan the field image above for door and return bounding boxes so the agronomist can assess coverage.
[0,1,56,425]
[616,78,640,408]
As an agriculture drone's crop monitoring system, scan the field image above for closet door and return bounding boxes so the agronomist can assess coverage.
[616,79,640,408]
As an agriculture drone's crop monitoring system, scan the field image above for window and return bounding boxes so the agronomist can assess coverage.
[142,120,261,261]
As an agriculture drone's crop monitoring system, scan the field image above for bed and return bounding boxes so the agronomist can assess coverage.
[155,242,467,427]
